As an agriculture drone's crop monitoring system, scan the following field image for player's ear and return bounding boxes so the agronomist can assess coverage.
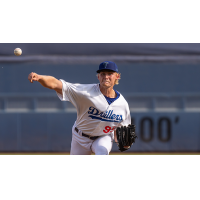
[116,72,120,79]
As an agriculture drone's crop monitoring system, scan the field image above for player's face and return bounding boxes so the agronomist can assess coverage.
[98,70,119,88]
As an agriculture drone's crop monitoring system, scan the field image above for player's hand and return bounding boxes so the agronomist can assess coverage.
[28,72,40,83]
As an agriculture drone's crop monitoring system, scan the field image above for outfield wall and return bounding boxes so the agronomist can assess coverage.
[0,62,200,152]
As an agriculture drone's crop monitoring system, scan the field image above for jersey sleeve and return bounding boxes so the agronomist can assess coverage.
[120,112,131,126]
[118,99,131,127]
[118,93,131,126]
[56,80,96,111]
[56,79,82,108]
[56,79,70,101]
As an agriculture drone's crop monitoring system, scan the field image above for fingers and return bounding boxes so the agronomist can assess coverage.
[31,73,35,83]
[28,72,37,83]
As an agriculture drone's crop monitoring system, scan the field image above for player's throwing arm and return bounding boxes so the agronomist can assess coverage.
[28,72,63,95]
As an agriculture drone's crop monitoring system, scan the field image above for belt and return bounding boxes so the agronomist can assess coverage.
[75,127,99,140]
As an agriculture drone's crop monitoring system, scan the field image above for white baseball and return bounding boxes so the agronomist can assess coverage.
[14,48,22,56]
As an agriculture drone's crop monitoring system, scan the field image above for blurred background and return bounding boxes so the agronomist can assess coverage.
[0,43,200,154]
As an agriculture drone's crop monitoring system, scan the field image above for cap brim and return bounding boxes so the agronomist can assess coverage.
[96,69,117,73]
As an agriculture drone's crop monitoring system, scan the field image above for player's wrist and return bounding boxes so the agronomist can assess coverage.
[38,75,47,82]
[37,75,42,82]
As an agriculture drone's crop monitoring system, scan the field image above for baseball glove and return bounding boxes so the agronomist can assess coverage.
[116,124,137,152]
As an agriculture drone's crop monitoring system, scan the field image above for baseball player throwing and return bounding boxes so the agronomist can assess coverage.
[28,61,134,155]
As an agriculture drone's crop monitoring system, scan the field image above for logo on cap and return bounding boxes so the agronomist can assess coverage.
[103,62,109,68]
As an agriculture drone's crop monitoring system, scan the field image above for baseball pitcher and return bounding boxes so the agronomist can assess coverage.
[28,61,137,155]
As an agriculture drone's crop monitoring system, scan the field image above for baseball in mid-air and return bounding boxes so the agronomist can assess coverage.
[14,48,22,56]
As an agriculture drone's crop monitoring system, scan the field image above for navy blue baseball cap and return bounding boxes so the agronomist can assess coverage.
[97,61,118,73]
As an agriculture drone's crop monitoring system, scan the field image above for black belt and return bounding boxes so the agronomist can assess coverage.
[75,127,99,140]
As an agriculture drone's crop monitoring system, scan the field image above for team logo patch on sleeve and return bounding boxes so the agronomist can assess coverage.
[88,106,122,122]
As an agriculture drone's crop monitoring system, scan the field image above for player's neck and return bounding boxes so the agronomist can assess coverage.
[99,85,116,98]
